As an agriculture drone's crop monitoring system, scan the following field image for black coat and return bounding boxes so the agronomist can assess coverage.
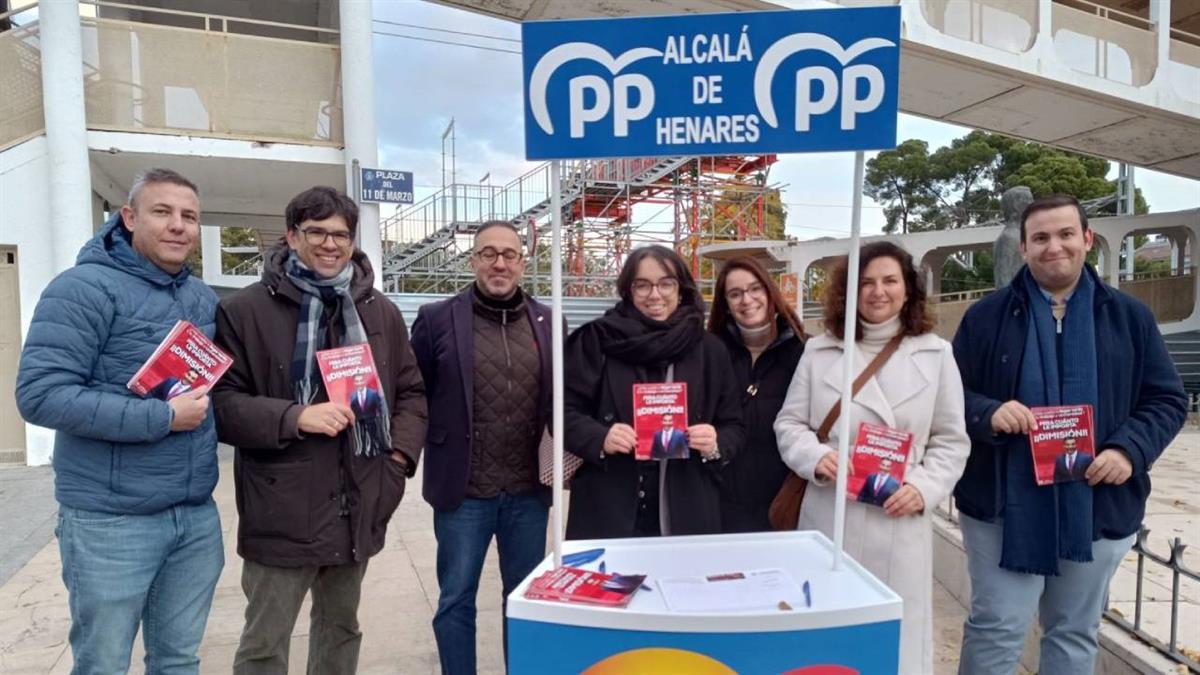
[213,247,428,568]
[564,321,744,539]
[717,321,804,532]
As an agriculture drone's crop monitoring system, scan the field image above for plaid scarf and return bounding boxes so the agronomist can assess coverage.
[285,251,391,457]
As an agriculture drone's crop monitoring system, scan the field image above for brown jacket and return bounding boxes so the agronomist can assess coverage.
[213,245,427,567]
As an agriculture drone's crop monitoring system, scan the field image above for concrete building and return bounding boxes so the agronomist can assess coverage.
[0,0,382,466]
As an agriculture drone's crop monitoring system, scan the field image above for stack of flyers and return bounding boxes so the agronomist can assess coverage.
[524,566,645,607]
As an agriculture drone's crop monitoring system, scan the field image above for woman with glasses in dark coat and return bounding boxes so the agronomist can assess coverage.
[708,256,806,532]
[564,245,744,539]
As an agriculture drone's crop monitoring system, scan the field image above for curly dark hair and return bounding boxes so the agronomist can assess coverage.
[822,241,934,341]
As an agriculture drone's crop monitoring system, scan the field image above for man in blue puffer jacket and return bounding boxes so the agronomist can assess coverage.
[16,168,223,675]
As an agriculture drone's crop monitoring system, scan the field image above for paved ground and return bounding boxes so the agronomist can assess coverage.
[0,464,55,587]
[1,432,1196,674]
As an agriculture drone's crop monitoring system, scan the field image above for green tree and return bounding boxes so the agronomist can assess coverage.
[927,133,998,228]
[865,130,1150,237]
[864,139,935,234]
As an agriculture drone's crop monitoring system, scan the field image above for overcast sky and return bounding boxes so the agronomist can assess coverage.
[372,0,1198,240]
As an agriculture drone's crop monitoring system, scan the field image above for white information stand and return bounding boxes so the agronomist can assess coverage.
[508,530,901,673]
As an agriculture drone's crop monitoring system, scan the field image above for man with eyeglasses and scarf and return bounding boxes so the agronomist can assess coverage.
[212,186,427,674]
[410,220,555,675]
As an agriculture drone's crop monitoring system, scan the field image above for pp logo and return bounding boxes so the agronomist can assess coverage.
[529,43,662,138]
[754,33,895,132]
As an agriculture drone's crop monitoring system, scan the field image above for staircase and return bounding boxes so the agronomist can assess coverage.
[380,156,694,290]
[1163,331,1200,392]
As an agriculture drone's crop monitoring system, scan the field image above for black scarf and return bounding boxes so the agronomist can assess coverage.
[590,301,707,424]
[590,301,705,366]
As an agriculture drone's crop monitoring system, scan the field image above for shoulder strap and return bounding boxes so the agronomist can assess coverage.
[816,333,904,442]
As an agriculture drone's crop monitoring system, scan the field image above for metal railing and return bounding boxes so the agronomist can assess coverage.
[379,157,693,288]
[82,0,339,43]
[1104,528,1200,673]
[0,3,42,151]
[226,252,264,277]
[0,1,343,148]
[937,496,1199,672]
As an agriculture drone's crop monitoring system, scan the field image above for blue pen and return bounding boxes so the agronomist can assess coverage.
[562,548,605,567]
[802,580,812,608]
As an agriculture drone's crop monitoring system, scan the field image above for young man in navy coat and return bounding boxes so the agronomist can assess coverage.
[952,195,1186,675]
[410,221,554,675]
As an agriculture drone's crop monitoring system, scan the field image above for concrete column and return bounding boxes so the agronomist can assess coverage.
[338,0,382,290]
[1174,230,1188,275]
[925,257,943,296]
[201,225,222,281]
[40,0,93,272]
[1151,0,1171,75]
[1106,235,1123,289]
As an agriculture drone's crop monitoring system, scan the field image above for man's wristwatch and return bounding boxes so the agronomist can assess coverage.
[704,443,721,462]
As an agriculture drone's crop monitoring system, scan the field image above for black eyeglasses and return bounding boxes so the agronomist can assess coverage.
[725,283,766,303]
[474,247,523,264]
[631,278,679,297]
[298,227,353,247]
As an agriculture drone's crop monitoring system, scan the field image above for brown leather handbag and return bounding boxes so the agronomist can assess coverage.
[768,334,904,531]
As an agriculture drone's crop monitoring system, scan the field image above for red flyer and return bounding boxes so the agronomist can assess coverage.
[127,320,232,400]
[846,422,913,507]
[632,382,688,461]
[315,344,381,415]
[524,566,645,607]
[1029,405,1095,486]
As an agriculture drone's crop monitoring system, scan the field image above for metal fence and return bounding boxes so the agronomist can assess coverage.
[1103,528,1200,673]
[936,497,1199,672]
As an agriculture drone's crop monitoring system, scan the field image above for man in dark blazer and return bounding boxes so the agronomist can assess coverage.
[149,368,200,400]
[1053,438,1093,482]
[649,413,689,459]
[857,459,902,507]
[348,374,382,417]
[410,220,554,675]
[348,373,385,451]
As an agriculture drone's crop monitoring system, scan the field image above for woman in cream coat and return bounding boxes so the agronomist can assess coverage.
[775,241,970,674]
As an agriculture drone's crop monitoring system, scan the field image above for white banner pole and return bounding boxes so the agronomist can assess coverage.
[550,160,565,568]
[833,150,867,571]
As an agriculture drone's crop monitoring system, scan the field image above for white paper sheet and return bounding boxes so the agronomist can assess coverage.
[657,568,809,613]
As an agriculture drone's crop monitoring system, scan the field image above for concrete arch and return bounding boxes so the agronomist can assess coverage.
[700,208,1200,332]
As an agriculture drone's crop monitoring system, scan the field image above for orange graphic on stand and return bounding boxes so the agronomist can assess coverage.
[583,648,736,674]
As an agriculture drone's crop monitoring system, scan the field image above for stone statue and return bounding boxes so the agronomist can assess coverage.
[993,186,1033,289]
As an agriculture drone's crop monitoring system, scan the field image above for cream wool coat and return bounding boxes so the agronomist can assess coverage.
[775,329,970,675]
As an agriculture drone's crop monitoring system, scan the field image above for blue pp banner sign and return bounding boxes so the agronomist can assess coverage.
[521,7,900,160]
[360,168,414,204]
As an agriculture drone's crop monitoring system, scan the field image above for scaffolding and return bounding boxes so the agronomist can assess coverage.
[379,154,779,296]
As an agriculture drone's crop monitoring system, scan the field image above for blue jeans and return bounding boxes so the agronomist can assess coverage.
[56,499,224,675]
[432,493,548,675]
[958,514,1134,675]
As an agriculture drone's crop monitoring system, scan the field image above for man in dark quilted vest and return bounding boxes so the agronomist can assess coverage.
[411,220,554,675]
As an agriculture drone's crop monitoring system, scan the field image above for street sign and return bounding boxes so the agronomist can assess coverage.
[360,168,414,204]
[521,6,900,160]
